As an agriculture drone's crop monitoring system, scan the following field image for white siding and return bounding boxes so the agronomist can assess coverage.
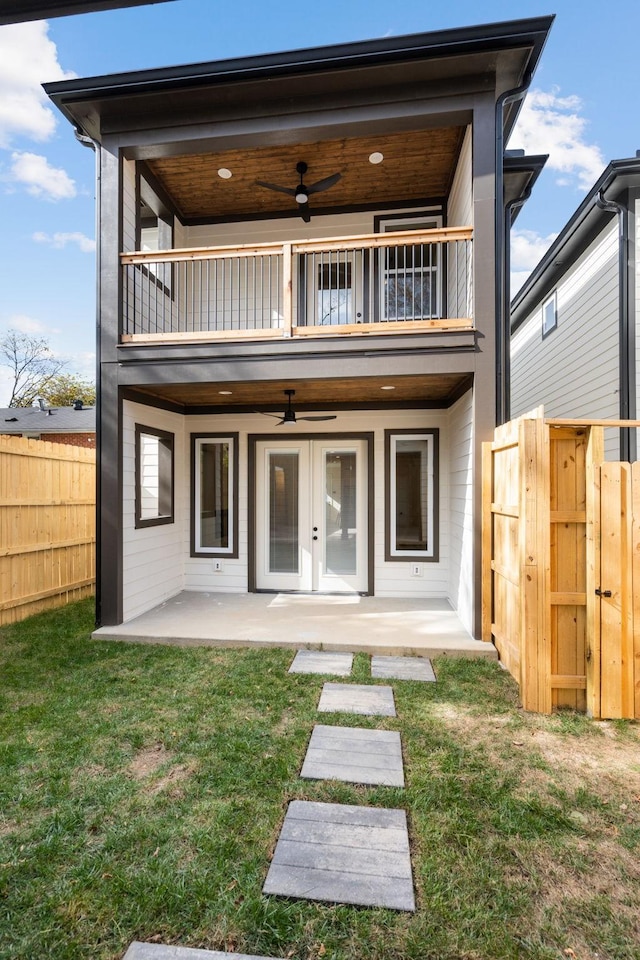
[122,400,187,621]
[181,408,452,600]
[511,221,620,458]
[447,127,473,227]
[447,388,474,634]
[120,404,466,618]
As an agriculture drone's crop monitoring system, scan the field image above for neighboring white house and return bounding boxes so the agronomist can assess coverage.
[45,17,553,638]
[511,155,640,461]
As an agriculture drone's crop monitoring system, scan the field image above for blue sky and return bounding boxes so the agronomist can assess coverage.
[0,0,639,403]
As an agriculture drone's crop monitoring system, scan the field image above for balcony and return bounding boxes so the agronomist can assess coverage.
[121,226,472,344]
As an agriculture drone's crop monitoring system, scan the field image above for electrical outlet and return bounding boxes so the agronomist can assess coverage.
[411,563,422,577]
[213,559,223,572]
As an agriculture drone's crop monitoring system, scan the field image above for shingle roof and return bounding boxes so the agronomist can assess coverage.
[0,406,96,434]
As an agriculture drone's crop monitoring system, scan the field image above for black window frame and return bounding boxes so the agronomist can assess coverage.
[384,427,439,562]
[134,423,175,529]
[190,432,240,558]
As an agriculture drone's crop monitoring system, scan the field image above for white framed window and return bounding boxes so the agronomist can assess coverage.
[376,213,444,321]
[542,291,557,337]
[191,434,239,557]
[135,424,174,528]
[385,429,438,560]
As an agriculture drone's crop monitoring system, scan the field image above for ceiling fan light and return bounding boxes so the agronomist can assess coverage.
[295,190,308,204]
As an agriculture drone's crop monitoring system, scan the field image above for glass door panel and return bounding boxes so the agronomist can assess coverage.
[324,451,357,576]
[268,452,299,574]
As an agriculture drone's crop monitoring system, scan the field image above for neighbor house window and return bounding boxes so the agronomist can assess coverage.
[542,291,557,337]
[135,424,174,528]
[385,429,438,560]
[191,434,239,557]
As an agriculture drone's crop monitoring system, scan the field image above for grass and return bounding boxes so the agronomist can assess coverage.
[1,600,639,960]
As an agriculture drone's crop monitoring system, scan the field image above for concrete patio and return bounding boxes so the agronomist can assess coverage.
[93,591,497,659]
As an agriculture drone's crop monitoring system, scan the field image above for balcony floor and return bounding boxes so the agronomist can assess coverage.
[92,590,496,658]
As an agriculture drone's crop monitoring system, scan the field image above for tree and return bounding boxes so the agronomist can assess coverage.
[0,330,67,407]
[38,373,96,407]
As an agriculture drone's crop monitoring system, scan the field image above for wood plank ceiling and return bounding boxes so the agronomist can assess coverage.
[146,127,465,221]
[130,373,472,409]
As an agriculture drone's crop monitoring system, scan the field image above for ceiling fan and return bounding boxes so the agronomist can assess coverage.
[259,389,337,426]
[256,161,341,222]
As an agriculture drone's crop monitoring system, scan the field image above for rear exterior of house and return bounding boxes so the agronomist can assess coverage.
[511,157,640,461]
[46,17,553,638]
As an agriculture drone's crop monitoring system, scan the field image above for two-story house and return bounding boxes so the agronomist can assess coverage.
[45,16,553,639]
[511,154,640,462]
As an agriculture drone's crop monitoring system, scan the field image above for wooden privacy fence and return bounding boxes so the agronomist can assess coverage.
[0,435,96,626]
[483,410,640,720]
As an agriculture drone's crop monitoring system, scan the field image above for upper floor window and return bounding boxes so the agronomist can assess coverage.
[542,291,557,337]
[137,170,174,293]
[375,212,444,321]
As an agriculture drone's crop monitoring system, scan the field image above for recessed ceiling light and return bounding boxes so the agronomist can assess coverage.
[217,168,233,179]
[218,390,233,395]
[369,152,384,164]
[381,385,396,390]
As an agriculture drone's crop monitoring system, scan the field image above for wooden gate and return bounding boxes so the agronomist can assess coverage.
[483,411,640,719]
[587,462,640,719]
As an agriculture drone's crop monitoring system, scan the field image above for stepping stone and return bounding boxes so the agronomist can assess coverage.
[371,655,436,682]
[122,944,284,960]
[263,800,415,911]
[317,682,396,716]
[289,650,353,676]
[301,724,404,787]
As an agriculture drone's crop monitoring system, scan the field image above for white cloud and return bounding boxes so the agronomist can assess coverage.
[10,151,76,200]
[0,21,75,148]
[5,315,60,335]
[509,88,605,191]
[510,228,558,296]
[33,230,96,253]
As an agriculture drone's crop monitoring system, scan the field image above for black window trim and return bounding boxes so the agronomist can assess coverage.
[190,432,240,559]
[384,427,439,562]
[134,422,175,529]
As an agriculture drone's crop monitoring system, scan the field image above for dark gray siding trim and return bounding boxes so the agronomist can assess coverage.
[0,0,174,24]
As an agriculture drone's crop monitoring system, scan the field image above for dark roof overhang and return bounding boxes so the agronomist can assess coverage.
[44,16,554,144]
[504,152,548,223]
[511,156,640,330]
[0,0,174,24]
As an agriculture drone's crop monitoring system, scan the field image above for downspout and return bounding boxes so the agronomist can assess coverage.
[595,189,636,461]
[503,181,535,424]
[75,127,103,624]
[495,84,529,426]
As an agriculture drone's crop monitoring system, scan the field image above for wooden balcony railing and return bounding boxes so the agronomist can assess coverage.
[120,226,473,343]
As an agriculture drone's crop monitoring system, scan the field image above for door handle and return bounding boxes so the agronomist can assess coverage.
[595,588,612,597]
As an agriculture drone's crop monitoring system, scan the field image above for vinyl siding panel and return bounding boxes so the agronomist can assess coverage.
[447,388,474,634]
[122,400,186,620]
[447,127,472,228]
[511,222,620,457]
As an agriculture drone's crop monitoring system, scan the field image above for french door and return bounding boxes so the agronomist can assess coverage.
[255,438,368,592]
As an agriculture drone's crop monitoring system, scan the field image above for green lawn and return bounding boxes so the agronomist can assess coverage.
[1,600,639,960]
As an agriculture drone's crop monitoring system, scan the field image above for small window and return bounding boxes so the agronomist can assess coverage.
[191,434,239,557]
[542,291,557,337]
[385,429,438,561]
[135,424,174,528]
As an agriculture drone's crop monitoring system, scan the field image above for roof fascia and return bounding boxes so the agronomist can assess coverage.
[44,15,554,106]
[0,0,174,23]
[511,157,640,329]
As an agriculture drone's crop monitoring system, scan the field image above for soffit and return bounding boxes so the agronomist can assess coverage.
[129,373,472,410]
[146,126,465,221]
